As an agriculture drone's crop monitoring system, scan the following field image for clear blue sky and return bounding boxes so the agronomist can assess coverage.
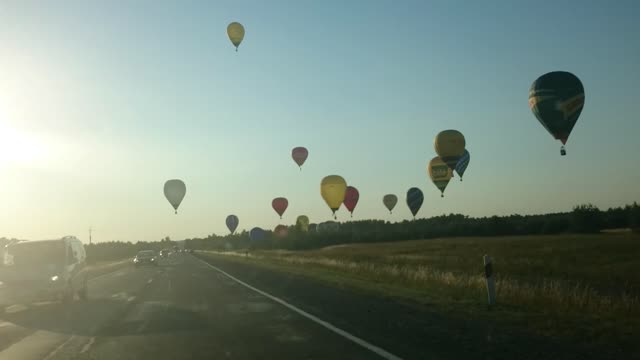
[1,0,638,242]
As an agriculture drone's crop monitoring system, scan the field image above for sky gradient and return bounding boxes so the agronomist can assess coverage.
[1,0,639,243]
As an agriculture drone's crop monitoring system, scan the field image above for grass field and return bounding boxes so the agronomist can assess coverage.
[200,232,640,351]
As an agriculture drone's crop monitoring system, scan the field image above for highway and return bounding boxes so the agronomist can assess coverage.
[0,253,607,360]
[0,254,402,360]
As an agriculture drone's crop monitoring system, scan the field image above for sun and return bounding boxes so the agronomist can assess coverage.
[0,122,48,168]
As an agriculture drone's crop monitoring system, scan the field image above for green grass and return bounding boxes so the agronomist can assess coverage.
[199,233,640,349]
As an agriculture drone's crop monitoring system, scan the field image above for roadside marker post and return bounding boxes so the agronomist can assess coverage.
[484,255,496,307]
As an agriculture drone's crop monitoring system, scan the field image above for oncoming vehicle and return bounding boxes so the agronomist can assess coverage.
[0,236,88,312]
[134,250,158,267]
[159,249,170,258]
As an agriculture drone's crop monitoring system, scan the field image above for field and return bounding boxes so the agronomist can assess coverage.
[200,232,640,352]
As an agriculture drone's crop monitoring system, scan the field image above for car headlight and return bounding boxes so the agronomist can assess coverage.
[50,275,59,282]
[151,257,156,261]
[133,258,139,263]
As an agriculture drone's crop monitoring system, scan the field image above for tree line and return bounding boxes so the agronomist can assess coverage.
[185,202,640,252]
[1,202,638,261]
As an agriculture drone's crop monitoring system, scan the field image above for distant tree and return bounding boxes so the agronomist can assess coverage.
[629,202,640,232]
[571,204,603,233]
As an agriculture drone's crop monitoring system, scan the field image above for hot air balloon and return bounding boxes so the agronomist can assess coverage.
[435,130,466,170]
[529,71,585,156]
[296,215,310,232]
[226,215,239,234]
[164,179,186,214]
[272,197,288,219]
[455,150,470,181]
[406,187,424,219]
[383,194,398,214]
[428,157,453,197]
[227,22,245,51]
[343,186,359,217]
[292,147,309,170]
[274,224,288,237]
[320,175,347,218]
[249,227,264,242]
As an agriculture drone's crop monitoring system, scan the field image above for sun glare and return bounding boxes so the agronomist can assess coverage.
[0,123,48,168]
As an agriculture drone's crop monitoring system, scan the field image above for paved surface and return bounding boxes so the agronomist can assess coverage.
[0,253,625,360]
[0,254,395,360]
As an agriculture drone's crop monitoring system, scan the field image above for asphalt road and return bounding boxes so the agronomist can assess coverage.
[0,253,622,360]
[0,254,399,360]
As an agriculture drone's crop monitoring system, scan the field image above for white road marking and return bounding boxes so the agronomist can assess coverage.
[147,278,153,284]
[0,321,14,328]
[5,304,27,314]
[197,259,403,360]
[127,296,136,302]
[80,337,96,354]
[42,335,75,360]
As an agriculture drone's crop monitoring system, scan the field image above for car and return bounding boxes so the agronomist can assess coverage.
[133,250,158,267]
[159,249,170,258]
[0,236,88,312]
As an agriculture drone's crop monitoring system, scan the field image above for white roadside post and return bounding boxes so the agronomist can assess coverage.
[484,255,496,307]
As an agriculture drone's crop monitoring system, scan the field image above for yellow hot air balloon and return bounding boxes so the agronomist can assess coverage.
[321,175,347,218]
[227,22,245,51]
[296,215,310,232]
[428,157,453,197]
[434,130,466,170]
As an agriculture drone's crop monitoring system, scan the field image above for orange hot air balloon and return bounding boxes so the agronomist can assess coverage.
[272,197,288,219]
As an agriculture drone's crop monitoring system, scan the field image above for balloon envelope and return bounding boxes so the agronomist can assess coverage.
[227,22,245,50]
[292,147,309,168]
[529,71,585,146]
[272,197,289,218]
[320,175,347,215]
[455,150,471,180]
[343,186,359,216]
[428,157,453,197]
[383,194,398,214]
[406,187,424,218]
[249,227,264,241]
[226,215,239,234]
[434,130,466,170]
[164,179,186,214]
[296,215,310,232]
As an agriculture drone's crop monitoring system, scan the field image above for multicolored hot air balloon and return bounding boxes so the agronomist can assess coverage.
[292,147,309,170]
[321,175,347,218]
[529,71,585,156]
[455,150,470,181]
[343,186,359,217]
[226,215,239,234]
[296,215,310,232]
[274,224,288,237]
[428,157,453,197]
[435,130,466,170]
[227,22,245,51]
[272,197,288,219]
[249,227,264,242]
[164,179,186,214]
[406,187,424,219]
[383,194,398,214]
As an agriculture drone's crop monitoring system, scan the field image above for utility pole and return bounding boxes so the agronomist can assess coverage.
[89,226,93,245]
